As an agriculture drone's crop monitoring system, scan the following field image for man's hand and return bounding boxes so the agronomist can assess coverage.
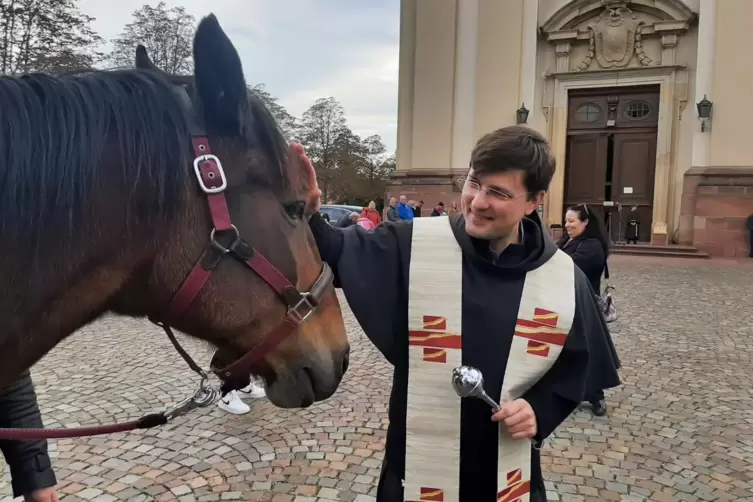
[491,399,537,440]
[24,487,58,502]
[290,143,322,214]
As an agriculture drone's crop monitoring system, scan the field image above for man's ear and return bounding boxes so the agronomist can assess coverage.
[524,191,545,216]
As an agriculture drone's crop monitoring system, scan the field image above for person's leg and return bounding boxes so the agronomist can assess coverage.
[236,377,266,400]
[217,390,251,415]
[585,389,606,416]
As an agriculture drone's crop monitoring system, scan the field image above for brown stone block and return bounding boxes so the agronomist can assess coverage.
[705,218,726,233]
[697,186,718,195]
[680,194,696,216]
[696,240,724,256]
[725,217,747,231]
[718,185,746,194]
[695,195,753,218]
[682,174,701,195]
[677,214,694,244]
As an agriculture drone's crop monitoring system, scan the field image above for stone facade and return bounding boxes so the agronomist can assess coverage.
[392,0,753,258]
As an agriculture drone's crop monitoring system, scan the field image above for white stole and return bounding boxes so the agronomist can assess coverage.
[404,216,575,502]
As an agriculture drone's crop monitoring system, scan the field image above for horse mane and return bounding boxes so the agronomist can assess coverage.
[0,68,291,251]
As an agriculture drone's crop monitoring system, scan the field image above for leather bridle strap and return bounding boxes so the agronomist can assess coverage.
[159,136,334,385]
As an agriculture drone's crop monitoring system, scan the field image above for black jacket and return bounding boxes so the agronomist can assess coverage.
[559,237,606,294]
[0,371,57,497]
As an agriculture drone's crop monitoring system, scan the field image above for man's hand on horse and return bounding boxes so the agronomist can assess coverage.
[291,143,322,214]
[491,399,538,440]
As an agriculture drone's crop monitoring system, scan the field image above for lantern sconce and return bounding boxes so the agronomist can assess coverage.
[696,95,713,132]
[516,103,530,125]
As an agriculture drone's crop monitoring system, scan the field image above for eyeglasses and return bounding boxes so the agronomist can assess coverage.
[457,177,529,202]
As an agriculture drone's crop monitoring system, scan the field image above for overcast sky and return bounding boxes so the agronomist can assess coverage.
[78,0,401,152]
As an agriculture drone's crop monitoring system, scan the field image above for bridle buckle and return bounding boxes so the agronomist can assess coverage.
[288,292,315,323]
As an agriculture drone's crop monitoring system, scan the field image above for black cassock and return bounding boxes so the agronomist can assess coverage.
[310,212,621,502]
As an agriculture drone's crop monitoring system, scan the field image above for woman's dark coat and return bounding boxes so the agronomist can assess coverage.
[0,370,57,497]
[558,236,622,395]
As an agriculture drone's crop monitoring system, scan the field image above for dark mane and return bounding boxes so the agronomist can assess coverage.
[0,67,294,254]
[243,89,291,193]
[0,70,191,247]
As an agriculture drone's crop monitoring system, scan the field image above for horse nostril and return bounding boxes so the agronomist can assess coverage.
[341,349,350,376]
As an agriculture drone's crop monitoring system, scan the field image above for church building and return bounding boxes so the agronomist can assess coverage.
[389,0,753,258]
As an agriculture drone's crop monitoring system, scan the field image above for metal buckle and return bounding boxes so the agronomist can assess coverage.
[288,292,315,322]
[164,375,219,421]
[193,154,227,194]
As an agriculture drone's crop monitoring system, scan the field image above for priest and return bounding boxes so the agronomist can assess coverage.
[292,126,620,502]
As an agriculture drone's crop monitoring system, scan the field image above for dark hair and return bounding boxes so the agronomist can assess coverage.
[469,126,556,199]
[563,204,610,257]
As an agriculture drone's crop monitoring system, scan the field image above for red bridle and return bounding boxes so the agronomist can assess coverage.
[155,136,334,386]
[0,135,334,440]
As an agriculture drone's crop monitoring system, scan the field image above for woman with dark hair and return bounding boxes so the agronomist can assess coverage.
[557,204,619,417]
[558,204,609,294]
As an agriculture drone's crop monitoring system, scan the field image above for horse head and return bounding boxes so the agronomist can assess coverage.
[0,14,349,409]
[126,15,351,408]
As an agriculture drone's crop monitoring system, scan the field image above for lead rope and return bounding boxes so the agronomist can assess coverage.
[0,324,218,440]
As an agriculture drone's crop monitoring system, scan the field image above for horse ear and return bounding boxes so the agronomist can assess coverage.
[135,45,159,71]
[193,14,248,134]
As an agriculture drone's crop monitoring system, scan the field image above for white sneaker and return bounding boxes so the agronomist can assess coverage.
[237,380,266,400]
[217,390,251,415]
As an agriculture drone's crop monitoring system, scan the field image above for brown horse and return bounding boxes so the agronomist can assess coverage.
[0,14,349,409]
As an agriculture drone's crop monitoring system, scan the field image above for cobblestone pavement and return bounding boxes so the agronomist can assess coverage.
[1,257,752,502]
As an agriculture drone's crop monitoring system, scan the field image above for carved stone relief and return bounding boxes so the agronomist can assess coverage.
[577,2,655,70]
[541,0,696,73]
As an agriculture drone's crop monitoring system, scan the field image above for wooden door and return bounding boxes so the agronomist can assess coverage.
[564,134,608,207]
[564,86,660,243]
[612,132,656,242]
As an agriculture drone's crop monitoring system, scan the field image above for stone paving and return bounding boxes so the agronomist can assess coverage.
[1,256,753,502]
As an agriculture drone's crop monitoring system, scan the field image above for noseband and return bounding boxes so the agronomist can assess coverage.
[152,134,334,389]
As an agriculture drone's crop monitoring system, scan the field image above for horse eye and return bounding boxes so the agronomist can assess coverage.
[284,201,305,220]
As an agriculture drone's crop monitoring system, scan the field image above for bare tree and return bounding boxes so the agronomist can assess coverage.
[105,1,194,74]
[358,134,394,201]
[298,97,352,202]
[0,0,102,75]
[249,83,298,141]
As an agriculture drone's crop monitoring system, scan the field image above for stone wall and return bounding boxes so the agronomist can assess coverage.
[680,167,753,258]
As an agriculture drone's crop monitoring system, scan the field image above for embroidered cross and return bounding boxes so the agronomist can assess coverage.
[497,469,530,502]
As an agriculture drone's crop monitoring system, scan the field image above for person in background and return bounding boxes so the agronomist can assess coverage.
[448,201,459,216]
[558,203,620,417]
[413,200,423,218]
[361,201,382,227]
[356,213,376,230]
[625,205,641,244]
[430,202,445,216]
[335,212,359,229]
[385,197,401,222]
[396,195,414,221]
[0,371,58,502]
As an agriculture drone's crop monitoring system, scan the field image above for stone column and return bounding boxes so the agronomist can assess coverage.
[395,0,417,174]
[450,0,479,174]
[679,0,716,244]
[518,0,538,128]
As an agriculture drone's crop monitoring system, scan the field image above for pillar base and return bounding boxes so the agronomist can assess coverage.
[679,166,753,258]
